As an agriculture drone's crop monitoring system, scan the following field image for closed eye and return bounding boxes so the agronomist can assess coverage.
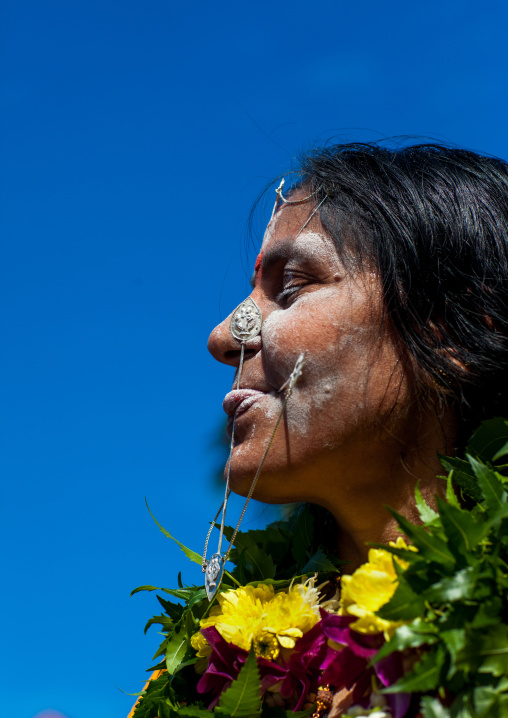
[276,270,313,306]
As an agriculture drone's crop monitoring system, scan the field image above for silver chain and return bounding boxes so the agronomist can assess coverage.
[202,351,305,572]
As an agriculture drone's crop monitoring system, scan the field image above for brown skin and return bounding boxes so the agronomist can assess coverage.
[208,197,456,571]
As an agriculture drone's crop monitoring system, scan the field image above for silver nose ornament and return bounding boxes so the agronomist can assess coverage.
[203,296,263,602]
[230,297,262,342]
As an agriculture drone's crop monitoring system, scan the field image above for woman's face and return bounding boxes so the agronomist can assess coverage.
[207,198,413,507]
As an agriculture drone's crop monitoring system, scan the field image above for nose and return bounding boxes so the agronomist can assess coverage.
[207,299,263,367]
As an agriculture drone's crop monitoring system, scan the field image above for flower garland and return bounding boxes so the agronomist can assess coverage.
[130,418,508,718]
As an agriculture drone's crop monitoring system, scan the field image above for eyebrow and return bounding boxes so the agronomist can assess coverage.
[249,239,295,288]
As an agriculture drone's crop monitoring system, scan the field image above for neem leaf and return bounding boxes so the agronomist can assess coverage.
[439,456,483,503]
[468,456,507,515]
[376,579,426,622]
[383,646,445,694]
[165,623,189,675]
[435,497,488,557]
[131,585,164,596]
[422,567,477,603]
[388,509,455,567]
[420,696,451,718]
[439,628,466,667]
[237,543,276,582]
[146,498,202,565]
[217,647,262,717]
[175,707,214,717]
[187,588,208,610]
[374,620,438,661]
[131,673,172,718]
[473,686,501,718]
[415,480,439,524]
[144,614,174,634]
[245,576,303,591]
[301,548,340,574]
[445,473,461,509]
[291,506,314,565]
[456,624,508,677]
[468,417,508,464]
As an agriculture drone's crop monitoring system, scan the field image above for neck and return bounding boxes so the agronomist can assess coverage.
[315,405,457,572]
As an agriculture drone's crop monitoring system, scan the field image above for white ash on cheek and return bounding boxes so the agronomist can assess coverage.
[261,289,339,363]
[284,390,313,436]
[284,370,344,438]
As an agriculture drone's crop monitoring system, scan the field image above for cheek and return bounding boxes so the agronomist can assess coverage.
[260,292,354,435]
[261,289,370,379]
[260,291,400,439]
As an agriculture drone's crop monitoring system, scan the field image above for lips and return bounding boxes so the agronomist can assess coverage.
[222,389,266,418]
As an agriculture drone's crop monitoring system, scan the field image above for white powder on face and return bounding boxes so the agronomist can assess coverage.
[260,216,277,251]
[291,232,340,264]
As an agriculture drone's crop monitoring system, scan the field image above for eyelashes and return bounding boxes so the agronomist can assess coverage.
[276,285,304,305]
[275,270,311,306]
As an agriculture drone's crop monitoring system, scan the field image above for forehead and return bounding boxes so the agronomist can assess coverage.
[261,197,327,252]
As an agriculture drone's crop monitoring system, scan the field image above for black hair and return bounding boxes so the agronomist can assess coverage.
[285,142,508,442]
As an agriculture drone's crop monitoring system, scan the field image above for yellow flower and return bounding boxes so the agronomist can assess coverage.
[196,580,322,660]
[190,629,212,658]
[340,537,416,639]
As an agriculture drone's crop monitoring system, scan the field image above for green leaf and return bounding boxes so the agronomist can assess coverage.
[291,507,314,565]
[388,509,455,567]
[469,456,507,515]
[301,548,340,574]
[374,620,438,661]
[171,656,199,676]
[156,595,187,622]
[159,587,202,601]
[146,498,202,565]
[468,417,508,464]
[383,646,445,694]
[187,588,208,610]
[415,480,439,523]
[376,579,426,621]
[436,497,488,557]
[174,707,214,717]
[217,647,262,717]
[152,636,170,661]
[422,567,477,603]
[473,686,500,717]
[165,624,189,675]
[445,473,462,509]
[144,614,174,634]
[456,625,508,676]
[131,584,165,596]
[439,455,483,503]
[236,543,276,582]
[439,628,466,667]
[245,576,305,591]
[185,608,198,637]
[420,696,451,718]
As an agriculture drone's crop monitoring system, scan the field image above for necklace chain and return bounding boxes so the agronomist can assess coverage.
[201,352,306,588]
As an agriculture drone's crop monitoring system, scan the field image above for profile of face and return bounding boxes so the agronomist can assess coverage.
[207,197,414,510]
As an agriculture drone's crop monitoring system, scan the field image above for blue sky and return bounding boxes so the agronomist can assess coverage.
[2,1,508,716]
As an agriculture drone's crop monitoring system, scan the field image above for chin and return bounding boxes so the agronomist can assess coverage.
[225,449,305,505]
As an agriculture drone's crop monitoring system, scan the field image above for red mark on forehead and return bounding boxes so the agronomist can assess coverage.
[254,252,263,284]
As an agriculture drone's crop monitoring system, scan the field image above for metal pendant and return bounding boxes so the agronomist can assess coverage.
[205,553,225,601]
[230,297,262,342]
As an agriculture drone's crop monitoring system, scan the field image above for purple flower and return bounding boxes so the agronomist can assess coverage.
[196,627,287,708]
[318,611,410,718]
[279,621,330,710]
[196,615,411,717]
